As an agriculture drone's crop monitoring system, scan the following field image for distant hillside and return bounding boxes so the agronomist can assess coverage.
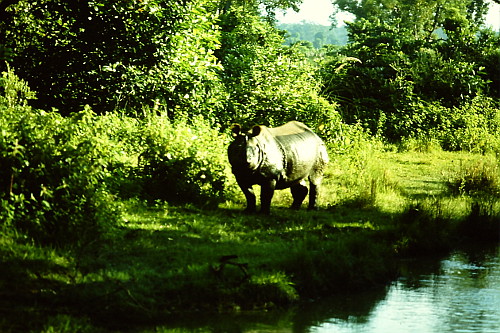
[278,22,348,48]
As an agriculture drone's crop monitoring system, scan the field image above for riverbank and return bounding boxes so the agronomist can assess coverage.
[1,150,499,332]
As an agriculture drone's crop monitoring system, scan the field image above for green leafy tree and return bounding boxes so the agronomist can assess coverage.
[321,0,499,140]
[217,1,341,137]
[0,0,224,116]
[331,0,489,36]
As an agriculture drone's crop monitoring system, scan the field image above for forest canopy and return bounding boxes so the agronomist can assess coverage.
[0,0,499,259]
[1,0,498,133]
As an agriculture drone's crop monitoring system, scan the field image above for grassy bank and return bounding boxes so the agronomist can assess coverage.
[1,149,499,332]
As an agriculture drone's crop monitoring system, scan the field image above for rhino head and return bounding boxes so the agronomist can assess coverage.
[228,124,264,171]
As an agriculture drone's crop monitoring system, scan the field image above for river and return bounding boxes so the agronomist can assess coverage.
[150,244,499,332]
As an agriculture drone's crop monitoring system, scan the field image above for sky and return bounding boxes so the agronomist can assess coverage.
[276,0,500,30]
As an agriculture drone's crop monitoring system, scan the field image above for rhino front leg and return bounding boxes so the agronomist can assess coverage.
[237,179,257,213]
[260,179,276,214]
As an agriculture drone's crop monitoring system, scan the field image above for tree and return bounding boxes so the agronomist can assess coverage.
[331,0,489,32]
[321,0,499,139]
[216,1,342,135]
[0,0,224,116]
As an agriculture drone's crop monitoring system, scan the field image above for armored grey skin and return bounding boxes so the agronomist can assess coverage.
[228,121,329,214]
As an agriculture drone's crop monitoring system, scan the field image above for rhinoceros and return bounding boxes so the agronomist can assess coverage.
[228,121,329,214]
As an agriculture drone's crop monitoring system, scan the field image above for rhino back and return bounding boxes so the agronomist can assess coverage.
[270,121,324,157]
[268,121,311,137]
[268,122,327,187]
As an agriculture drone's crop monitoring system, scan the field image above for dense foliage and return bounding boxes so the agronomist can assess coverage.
[0,0,225,116]
[0,0,335,130]
[0,0,499,243]
[216,2,342,132]
[0,67,238,245]
[322,0,500,145]
[1,1,499,328]
[0,69,120,246]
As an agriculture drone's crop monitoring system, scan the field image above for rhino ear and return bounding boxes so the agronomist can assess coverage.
[231,124,242,137]
[251,125,262,137]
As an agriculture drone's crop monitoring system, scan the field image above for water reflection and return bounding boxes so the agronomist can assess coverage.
[149,245,499,333]
[311,245,500,333]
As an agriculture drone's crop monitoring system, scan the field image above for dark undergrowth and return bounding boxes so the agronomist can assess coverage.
[1,196,498,332]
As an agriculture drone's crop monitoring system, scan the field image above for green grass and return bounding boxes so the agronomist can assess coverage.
[1,149,499,332]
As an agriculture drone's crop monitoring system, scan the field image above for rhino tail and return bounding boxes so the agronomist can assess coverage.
[319,142,329,164]
[309,143,329,186]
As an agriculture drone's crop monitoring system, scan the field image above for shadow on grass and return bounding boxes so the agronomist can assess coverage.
[0,250,73,331]
[0,202,399,331]
[1,197,498,331]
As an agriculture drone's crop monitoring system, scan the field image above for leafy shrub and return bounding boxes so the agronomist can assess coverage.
[0,68,119,246]
[435,97,500,153]
[138,113,232,206]
[380,96,500,152]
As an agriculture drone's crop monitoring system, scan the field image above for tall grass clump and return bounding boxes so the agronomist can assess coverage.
[280,233,396,296]
[394,201,454,255]
[459,200,500,242]
[445,156,500,197]
[397,136,442,153]
[445,154,500,242]
[326,124,391,208]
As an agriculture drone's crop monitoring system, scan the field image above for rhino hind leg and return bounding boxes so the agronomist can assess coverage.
[308,170,324,210]
[308,183,319,210]
[291,181,308,210]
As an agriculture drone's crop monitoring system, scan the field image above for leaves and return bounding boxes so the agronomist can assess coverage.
[320,2,500,141]
[1,0,224,115]
[0,68,120,246]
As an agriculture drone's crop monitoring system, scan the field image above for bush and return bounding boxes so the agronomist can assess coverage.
[381,96,500,152]
[435,97,500,153]
[138,113,233,207]
[0,68,119,246]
